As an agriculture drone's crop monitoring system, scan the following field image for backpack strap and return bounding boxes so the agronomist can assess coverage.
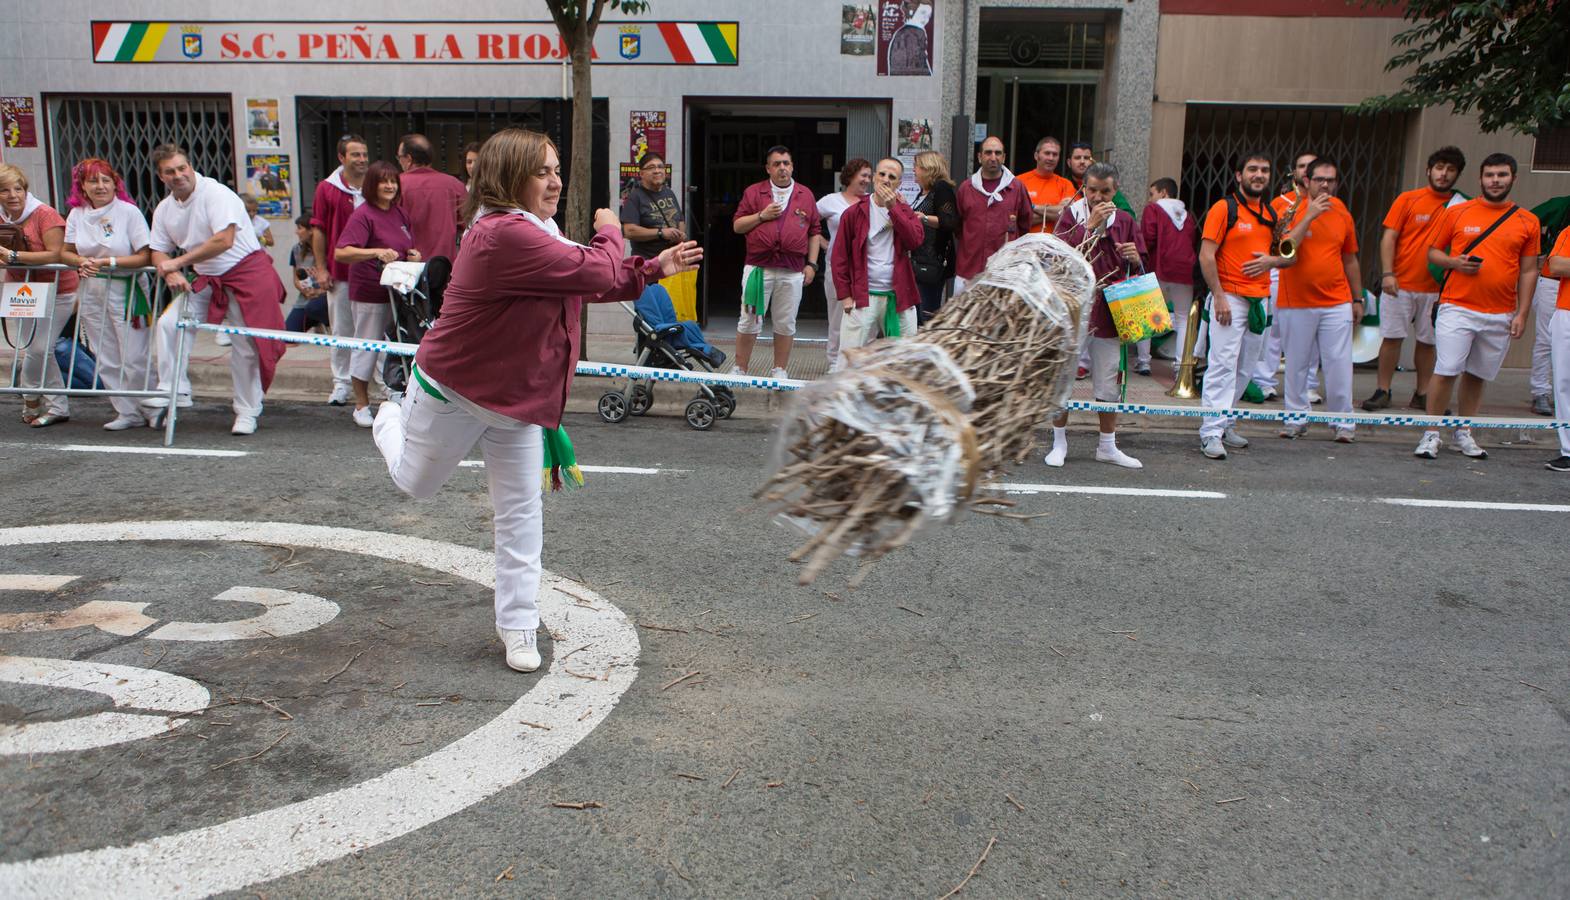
[1459,205,1520,257]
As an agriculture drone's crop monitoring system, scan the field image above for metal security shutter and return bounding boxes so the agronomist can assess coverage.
[1180,104,1409,289]
[845,102,890,164]
[45,95,234,222]
[1532,125,1570,173]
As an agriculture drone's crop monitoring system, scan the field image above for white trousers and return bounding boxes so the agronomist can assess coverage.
[154,285,264,416]
[76,277,152,418]
[839,294,917,355]
[18,290,79,416]
[1550,309,1570,456]
[1279,305,1354,430]
[824,273,844,371]
[1252,276,1318,392]
[1530,275,1559,395]
[1164,282,1206,373]
[350,301,391,383]
[1200,293,1264,440]
[373,387,545,630]
[328,281,353,388]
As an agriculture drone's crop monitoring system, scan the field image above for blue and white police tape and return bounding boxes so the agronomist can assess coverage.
[179,323,1566,430]
[179,322,807,393]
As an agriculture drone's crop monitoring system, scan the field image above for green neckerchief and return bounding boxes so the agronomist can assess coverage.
[871,290,901,339]
[1200,295,1269,334]
[412,363,584,492]
[743,266,767,315]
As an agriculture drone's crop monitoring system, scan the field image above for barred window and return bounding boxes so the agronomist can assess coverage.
[1531,125,1570,173]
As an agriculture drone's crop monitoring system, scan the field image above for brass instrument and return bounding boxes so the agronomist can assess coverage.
[1273,185,1303,260]
[1166,292,1204,399]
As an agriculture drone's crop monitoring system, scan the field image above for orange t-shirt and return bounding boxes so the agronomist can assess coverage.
[1382,187,1457,293]
[1275,196,1358,308]
[1430,199,1541,315]
[1551,227,1570,311]
[1201,196,1276,298]
[1015,170,1076,233]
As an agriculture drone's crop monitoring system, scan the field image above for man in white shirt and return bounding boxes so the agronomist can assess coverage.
[145,144,287,435]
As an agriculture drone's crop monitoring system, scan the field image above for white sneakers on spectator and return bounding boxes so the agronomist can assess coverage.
[770,367,790,382]
[1222,426,1250,449]
[496,626,541,672]
[1043,429,1068,467]
[103,413,146,431]
[1452,428,1487,459]
[1279,422,1309,439]
[1333,427,1355,444]
[352,406,375,428]
[143,395,193,409]
[231,414,258,436]
[1308,388,1323,404]
[1201,436,1228,459]
[1413,431,1442,459]
[328,383,351,406]
[214,332,232,347]
[1043,428,1140,469]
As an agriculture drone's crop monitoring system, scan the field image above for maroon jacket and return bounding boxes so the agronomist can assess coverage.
[831,197,925,313]
[415,213,661,427]
[193,249,288,391]
[1139,202,1198,286]
[953,176,1034,279]
[1055,204,1149,340]
[733,180,821,270]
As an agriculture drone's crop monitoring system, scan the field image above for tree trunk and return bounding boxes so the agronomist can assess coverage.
[566,27,594,245]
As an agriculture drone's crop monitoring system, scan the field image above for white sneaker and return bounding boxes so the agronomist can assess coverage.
[1260,387,1279,401]
[496,626,541,672]
[352,406,375,428]
[770,367,790,382]
[103,414,146,431]
[142,395,193,409]
[1095,445,1143,469]
[231,414,258,436]
[1308,389,1323,405]
[1201,436,1228,459]
[214,332,232,347]
[1279,422,1309,439]
[328,383,351,406]
[1452,429,1487,459]
[1413,431,1441,459]
[1221,426,1250,449]
[1333,428,1355,444]
[1044,442,1067,468]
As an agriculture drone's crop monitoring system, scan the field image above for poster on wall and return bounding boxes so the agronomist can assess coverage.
[244,153,292,218]
[245,98,280,148]
[629,110,666,164]
[840,5,875,55]
[1,97,39,149]
[877,0,934,76]
[895,117,933,203]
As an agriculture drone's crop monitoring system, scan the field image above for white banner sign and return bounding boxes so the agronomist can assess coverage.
[1,281,53,319]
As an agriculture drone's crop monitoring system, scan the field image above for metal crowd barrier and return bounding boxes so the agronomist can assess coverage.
[2,263,183,445]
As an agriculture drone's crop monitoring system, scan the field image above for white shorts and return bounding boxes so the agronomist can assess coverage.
[1378,289,1439,343]
[737,265,804,337]
[1086,336,1123,403]
[1433,304,1511,381]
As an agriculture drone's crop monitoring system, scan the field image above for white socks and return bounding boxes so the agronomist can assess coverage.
[1044,427,1068,467]
[1046,429,1143,469]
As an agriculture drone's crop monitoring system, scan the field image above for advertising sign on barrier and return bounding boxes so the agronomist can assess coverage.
[1,281,53,318]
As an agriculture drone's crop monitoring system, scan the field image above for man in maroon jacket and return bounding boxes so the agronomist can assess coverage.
[310,134,368,406]
[1048,162,1149,469]
[730,146,822,380]
[830,157,925,354]
[396,132,467,262]
[1141,177,1201,376]
[952,136,1033,292]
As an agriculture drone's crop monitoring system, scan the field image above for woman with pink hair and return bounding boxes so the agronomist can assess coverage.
[58,157,155,430]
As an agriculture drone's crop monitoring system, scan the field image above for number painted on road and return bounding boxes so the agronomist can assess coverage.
[0,576,340,641]
[0,656,209,755]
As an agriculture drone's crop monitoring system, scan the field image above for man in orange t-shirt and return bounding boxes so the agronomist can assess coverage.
[1015,136,1077,233]
[1252,150,1320,400]
[1414,152,1541,460]
[1364,146,1467,412]
[1544,226,1570,470]
[1195,151,1299,459]
[1274,158,1364,442]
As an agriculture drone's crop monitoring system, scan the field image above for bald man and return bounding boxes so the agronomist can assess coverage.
[952,136,1034,292]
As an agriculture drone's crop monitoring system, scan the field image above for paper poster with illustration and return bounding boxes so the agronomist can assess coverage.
[897,118,933,153]
[841,4,875,55]
[878,0,935,76]
[630,110,666,164]
[245,153,292,218]
[246,98,281,149]
[1,97,38,149]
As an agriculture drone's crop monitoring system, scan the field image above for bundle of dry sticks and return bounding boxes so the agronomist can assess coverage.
[759,233,1095,584]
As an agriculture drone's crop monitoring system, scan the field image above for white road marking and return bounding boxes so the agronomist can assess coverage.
[0,574,79,591]
[146,587,340,642]
[997,482,1229,500]
[458,461,665,475]
[1381,497,1570,513]
[0,600,157,637]
[0,442,248,458]
[0,656,210,755]
[0,520,639,899]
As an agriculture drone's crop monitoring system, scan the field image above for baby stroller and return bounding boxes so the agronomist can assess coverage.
[597,283,735,431]
[381,256,451,395]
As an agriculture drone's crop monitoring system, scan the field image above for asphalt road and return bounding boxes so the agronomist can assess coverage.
[1,395,1567,899]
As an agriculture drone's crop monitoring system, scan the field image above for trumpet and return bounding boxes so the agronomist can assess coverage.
[1272,184,1303,260]
[1166,292,1204,399]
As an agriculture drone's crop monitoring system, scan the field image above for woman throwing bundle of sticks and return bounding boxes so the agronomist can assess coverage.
[371,128,701,672]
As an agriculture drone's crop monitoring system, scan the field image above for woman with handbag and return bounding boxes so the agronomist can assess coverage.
[59,158,155,430]
[815,158,871,371]
[910,151,958,324]
[0,164,79,427]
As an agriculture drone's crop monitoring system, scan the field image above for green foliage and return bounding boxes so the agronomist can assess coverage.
[544,0,651,37]
[1355,1,1570,135]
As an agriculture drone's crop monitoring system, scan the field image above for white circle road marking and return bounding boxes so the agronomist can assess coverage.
[0,656,210,755]
[146,586,340,642]
[0,521,641,899]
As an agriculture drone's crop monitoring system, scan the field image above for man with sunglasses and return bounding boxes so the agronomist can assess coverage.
[620,152,685,259]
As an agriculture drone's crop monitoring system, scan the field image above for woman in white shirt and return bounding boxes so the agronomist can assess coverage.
[815,158,871,372]
[58,158,154,430]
